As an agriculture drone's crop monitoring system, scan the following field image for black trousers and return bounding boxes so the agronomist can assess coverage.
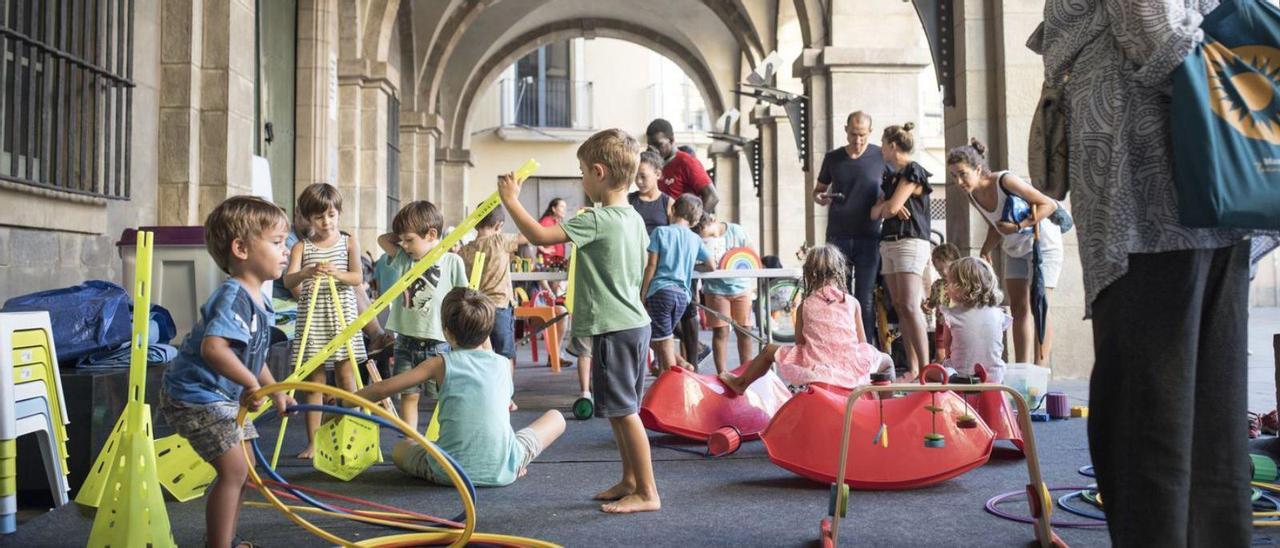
[829,236,880,347]
[1088,241,1251,547]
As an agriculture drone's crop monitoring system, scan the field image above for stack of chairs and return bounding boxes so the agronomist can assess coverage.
[0,311,70,533]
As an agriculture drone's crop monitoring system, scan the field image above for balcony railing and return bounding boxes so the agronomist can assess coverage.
[498,77,592,129]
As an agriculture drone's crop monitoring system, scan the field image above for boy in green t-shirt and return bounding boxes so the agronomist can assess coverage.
[377,200,468,432]
[499,128,659,514]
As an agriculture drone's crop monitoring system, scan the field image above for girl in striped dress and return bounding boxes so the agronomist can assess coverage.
[284,183,367,459]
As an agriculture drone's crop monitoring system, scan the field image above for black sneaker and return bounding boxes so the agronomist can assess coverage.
[697,343,712,365]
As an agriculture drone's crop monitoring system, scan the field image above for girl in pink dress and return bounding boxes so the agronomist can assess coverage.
[720,244,892,394]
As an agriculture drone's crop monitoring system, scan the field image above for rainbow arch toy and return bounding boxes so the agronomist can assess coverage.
[720,246,762,271]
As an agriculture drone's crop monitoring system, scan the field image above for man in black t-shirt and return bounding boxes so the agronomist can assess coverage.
[814,111,884,345]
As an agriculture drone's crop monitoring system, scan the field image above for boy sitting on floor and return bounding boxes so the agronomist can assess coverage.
[350,287,565,486]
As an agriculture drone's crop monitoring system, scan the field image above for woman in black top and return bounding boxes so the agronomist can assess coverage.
[629,150,673,234]
[870,122,932,381]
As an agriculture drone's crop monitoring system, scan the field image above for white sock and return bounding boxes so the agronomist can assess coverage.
[581,391,592,399]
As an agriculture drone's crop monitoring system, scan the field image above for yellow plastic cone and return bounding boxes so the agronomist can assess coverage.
[82,232,177,547]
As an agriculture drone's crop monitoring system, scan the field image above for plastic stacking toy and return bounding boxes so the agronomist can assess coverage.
[719,246,763,271]
[639,362,791,448]
[153,159,542,500]
[76,232,177,547]
[761,367,994,490]
[1045,392,1070,419]
[572,397,594,421]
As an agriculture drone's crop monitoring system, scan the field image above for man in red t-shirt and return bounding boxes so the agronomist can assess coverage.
[645,119,719,214]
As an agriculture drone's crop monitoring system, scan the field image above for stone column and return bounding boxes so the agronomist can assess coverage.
[753,109,779,257]
[399,111,444,203]
[296,0,340,194]
[436,148,472,226]
[157,0,203,225]
[156,0,257,223]
[338,59,397,252]
[197,0,257,219]
[753,105,807,265]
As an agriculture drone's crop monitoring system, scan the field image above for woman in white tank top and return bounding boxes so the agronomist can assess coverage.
[946,139,1066,366]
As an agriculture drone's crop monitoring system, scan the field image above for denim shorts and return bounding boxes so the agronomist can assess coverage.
[490,306,516,360]
[645,287,690,340]
[393,336,450,395]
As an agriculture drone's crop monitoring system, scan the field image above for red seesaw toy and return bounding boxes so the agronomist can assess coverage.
[817,364,1064,547]
[639,363,791,456]
[761,365,994,490]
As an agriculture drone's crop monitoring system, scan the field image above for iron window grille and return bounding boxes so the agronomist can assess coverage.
[0,0,135,199]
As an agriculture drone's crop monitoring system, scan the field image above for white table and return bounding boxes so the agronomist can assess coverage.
[511,268,803,347]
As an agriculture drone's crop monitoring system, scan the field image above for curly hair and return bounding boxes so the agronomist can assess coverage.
[802,244,848,298]
[946,137,989,173]
[946,257,1002,308]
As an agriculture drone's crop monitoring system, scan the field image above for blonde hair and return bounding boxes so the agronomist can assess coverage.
[204,195,288,274]
[802,244,848,298]
[946,257,1002,307]
[577,128,643,189]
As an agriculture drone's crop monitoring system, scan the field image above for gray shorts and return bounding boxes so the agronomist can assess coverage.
[159,392,259,462]
[391,427,543,485]
[590,325,652,418]
[566,336,593,359]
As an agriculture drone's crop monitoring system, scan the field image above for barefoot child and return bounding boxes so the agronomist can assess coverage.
[351,288,565,486]
[643,194,713,373]
[160,196,295,548]
[377,201,469,432]
[282,183,367,459]
[720,244,892,394]
[500,128,660,513]
[939,257,1012,383]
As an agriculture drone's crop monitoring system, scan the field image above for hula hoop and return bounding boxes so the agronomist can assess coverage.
[984,487,1108,528]
[1077,465,1094,477]
[1056,490,1107,521]
[239,382,478,547]
[257,403,477,522]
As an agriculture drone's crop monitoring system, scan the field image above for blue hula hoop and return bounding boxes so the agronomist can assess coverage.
[251,404,477,525]
[1056,490,1107,521]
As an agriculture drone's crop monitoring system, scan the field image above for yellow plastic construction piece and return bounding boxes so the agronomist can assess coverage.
[564,244,578,314]
[85,231,177,547]
[153,159,540,499]
[426,403,443,442]
[312,275,383,480]
[469,251,486,290]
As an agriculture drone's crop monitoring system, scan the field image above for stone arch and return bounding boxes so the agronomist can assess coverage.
[418,0,488,117]
[791,0,828,48]
[447,18,729,150]
[699,0,767,66]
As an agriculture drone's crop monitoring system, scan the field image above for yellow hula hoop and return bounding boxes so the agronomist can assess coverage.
[242,502,455,533]
[239,382,477,547]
